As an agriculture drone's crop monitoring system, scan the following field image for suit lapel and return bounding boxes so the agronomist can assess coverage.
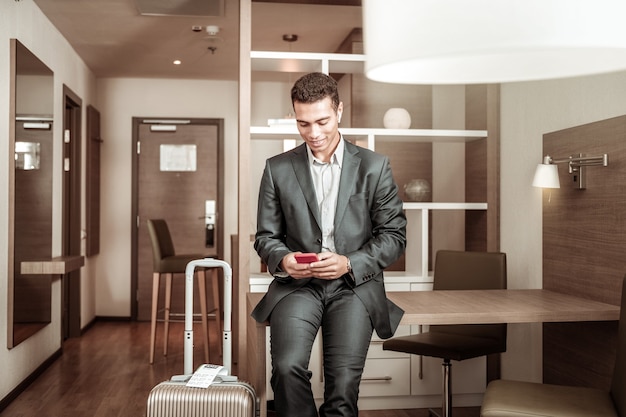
[335,142,360,228]
[291,145,322,229]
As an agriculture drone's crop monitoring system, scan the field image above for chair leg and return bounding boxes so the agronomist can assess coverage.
[149,272,160,364]
[198,270,210,363]
[209,267,222,356]
[163,273,173,357]
[442,359,452,417]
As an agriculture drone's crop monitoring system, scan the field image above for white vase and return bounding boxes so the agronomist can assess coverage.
[383,108,411,129]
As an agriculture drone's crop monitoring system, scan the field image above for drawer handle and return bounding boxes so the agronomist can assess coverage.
[361,376,392,382]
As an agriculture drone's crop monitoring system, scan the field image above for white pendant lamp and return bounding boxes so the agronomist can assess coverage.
[363,0,626,84]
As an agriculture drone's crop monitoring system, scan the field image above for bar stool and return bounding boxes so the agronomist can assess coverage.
[147,219,221,364]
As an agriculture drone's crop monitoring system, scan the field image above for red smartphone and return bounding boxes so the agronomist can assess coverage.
[295,253,319,264]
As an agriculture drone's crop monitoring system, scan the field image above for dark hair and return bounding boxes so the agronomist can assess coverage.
[291,72,340,112]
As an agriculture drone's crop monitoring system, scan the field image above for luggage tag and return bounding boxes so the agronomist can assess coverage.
[186,364,228,388]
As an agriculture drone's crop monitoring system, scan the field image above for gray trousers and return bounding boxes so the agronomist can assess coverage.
[269,278,374,417]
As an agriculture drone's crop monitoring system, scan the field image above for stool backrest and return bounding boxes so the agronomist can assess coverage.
[431,250,507,344]
[147,219,176,268]
[611,275,626,415]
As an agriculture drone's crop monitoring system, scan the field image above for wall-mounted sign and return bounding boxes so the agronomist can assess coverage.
[160,144,197,172]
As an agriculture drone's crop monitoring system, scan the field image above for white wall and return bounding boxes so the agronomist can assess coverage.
[500,70,626,382]
[0,0,97,401]
[95,78,239,316]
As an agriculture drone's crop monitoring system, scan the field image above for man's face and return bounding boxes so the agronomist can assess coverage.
[294,96,343,161]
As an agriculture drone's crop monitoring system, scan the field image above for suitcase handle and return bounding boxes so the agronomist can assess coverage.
[183,258,233,377]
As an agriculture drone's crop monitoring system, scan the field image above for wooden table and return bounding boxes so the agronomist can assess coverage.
[246,289,620,417]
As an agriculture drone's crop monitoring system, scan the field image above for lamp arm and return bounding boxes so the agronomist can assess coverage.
[549,154,608,167]
[570,154,608,167]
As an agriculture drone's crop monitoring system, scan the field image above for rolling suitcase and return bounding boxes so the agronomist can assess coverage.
[147,258,259,417]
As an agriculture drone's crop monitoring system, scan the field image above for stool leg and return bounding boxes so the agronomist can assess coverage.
[149,272,160,364]
[198,271,210,363]
[442,359,452,417]
[209,268,222,356]
[163,273,173,357]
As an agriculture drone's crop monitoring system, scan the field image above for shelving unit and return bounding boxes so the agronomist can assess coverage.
[249,51,490,280]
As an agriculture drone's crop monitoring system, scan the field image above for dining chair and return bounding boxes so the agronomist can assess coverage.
[480,275,626,417]
[146,218,221,365]
[383,250,507,417]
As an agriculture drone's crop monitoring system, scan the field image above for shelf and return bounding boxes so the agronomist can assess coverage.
[250,126,487,143]
[251,51,365,74]
[21,255,85,275]
[403,202,488,210]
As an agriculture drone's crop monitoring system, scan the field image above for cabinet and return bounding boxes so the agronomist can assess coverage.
[248,50,498,410]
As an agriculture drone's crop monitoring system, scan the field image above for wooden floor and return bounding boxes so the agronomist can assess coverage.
[0,320,480,417]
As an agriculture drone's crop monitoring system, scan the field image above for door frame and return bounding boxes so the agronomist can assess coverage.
[130,117,224,320]
[62,85,82,339]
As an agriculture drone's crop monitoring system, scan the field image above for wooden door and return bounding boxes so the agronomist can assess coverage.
[132,118,223,321]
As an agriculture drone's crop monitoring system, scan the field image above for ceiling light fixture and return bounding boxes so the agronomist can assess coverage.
[363,0,626,84]
[205,25,219,36]
[201,25,223,54]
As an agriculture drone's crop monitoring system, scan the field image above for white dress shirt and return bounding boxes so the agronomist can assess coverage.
[307,138,344,253]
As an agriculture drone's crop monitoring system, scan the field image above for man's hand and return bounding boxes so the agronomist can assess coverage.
[281,252,350,280]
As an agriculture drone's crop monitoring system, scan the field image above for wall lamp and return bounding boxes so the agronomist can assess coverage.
[532,154,608,190]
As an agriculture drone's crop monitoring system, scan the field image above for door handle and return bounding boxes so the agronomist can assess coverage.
[205,200,216,248]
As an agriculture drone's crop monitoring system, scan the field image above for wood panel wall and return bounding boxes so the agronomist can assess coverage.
[465,85,488,252]
[542,115,626,388]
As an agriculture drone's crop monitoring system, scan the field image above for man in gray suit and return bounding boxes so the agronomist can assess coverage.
[251,72,407,417]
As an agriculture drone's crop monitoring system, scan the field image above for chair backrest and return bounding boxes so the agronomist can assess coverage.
[146,219,176,269]
[610,275,626,415]
[431,250,507,343]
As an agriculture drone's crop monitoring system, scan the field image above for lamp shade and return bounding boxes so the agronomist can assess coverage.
[363,0,626,84]
[532,164,560,188]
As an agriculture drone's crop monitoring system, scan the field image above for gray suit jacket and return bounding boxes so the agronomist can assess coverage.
[251,140,407,339]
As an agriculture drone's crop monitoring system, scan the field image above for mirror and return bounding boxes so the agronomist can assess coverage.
[8,39,54,348]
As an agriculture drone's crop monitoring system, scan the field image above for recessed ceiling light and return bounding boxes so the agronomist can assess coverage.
[173,60,182,65]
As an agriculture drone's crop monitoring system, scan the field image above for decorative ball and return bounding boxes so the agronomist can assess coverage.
[404,179,431,202]
[383,108,411,129]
